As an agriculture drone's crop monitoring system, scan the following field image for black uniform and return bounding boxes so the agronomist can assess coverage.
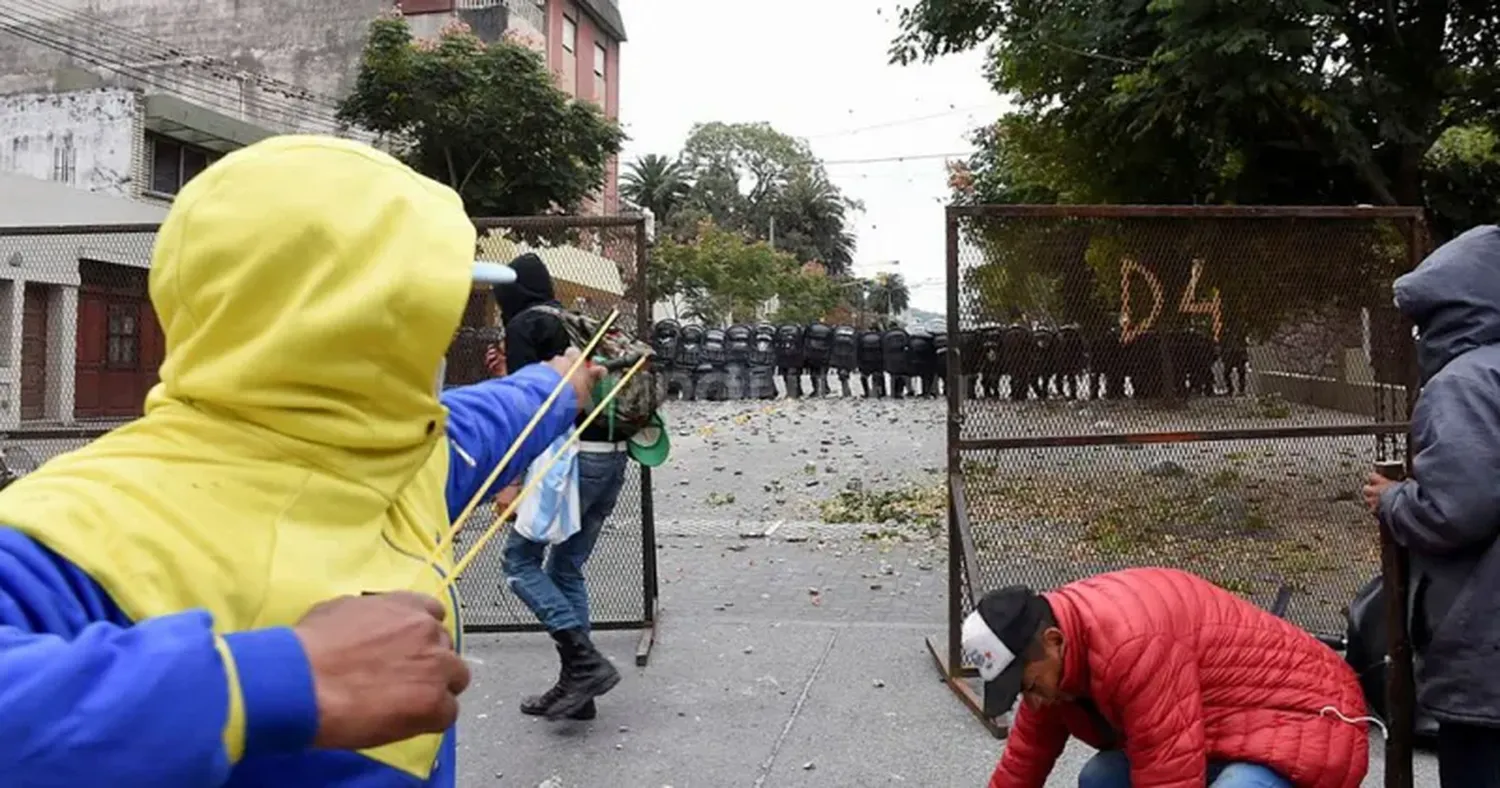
[802,323,835,397]
[1031,325,1057,400]
[1000,324,1032,401]
[1054,324,1087,400]
[678,324,705,400]
[1128,329,1165,399]
[908,328,937,398]
[1173,329,1216,398]
[978,326,1004,399]
[774,324,806,398]
[1089,328,1125,400]
[698,327,729,401]
[831,325,859,397]
[748,324,779,399]
[857,330,885,398]
[958,329,982,399]
[652,319,682,400]
[880,327,911,399]
[932,330,949,398]
[1221,331,1249,396]
[725,324,753,399]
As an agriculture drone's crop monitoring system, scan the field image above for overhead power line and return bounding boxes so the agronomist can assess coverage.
[0,1,345,132]
[23,0,346,106]
[804,104,1001,140]
[821,151,976,166]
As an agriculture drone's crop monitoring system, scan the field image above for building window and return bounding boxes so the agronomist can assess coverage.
[560,14,578,95]
[148,133,217,196]
[106,302,139,370]
[51,133,76,185]
[593,41,606,101]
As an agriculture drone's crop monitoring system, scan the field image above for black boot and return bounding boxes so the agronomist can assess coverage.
[544,629,620,721]
[519,652,598,720]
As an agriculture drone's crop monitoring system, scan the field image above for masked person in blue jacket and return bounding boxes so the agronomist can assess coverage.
[0,136,599,787]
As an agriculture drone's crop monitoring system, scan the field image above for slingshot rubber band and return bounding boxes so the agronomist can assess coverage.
[418,310,620,576]
[441,354,650,592]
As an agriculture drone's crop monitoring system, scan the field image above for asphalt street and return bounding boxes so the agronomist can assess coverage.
[453,395,1437,787]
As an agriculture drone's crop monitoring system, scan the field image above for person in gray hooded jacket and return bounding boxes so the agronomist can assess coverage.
[1362,224,1500,787]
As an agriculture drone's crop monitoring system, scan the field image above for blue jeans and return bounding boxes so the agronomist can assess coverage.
[501,448,628,633]
[1079,751,1291,788]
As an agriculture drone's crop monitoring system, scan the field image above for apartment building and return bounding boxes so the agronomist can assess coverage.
[402,0,626,213]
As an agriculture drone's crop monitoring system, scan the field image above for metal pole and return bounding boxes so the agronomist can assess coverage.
[635,219,660,622]
[944,209,963,675]
[1381,217,1424,788]
[1378,458,1414,788]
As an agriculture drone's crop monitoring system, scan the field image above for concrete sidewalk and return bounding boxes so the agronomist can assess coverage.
[456,534,1440,787]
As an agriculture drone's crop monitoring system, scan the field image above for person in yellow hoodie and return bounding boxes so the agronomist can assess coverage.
[0,136,599,787]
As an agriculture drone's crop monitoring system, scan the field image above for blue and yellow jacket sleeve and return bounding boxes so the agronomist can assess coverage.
[441,363,579,518]
[0,529,319,787]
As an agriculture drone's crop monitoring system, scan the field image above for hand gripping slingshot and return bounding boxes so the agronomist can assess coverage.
[411,310,651,595]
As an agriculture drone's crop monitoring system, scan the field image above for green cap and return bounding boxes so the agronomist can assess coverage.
[627,411,670,467]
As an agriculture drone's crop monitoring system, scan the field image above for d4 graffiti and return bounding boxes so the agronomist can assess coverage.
[1119,258,1224,345]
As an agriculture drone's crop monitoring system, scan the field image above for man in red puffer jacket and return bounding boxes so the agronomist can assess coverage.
[972,569,1369,788]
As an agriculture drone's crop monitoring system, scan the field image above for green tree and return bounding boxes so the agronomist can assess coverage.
[674,121,863,274]
[891,1,1494,344]
[865,273,911,320]
[621,154,693,223]
[337,12,625,216]
[770,171,859,276]
[653,221,798,324]
[892,0,1500,227]
[773,269,843,325]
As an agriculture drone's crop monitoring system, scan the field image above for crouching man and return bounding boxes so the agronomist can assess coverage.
[973,569,1369,788]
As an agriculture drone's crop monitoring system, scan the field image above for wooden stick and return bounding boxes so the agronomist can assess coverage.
[419,310,619,573]
[442,354,650,590]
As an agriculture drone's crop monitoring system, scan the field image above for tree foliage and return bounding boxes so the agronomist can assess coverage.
[895,0,1500,223]
[620,153,693,223]
[637,121,862,276]
[650,221,840,325]
[893,0,1498,338]
[337,12,625,216]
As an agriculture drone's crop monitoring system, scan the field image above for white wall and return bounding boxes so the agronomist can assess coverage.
[0,89,140,198]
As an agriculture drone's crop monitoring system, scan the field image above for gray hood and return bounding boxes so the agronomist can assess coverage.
[1394,225,1500,382]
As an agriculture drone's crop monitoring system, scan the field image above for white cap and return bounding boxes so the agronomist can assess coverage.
[472,260,517,285]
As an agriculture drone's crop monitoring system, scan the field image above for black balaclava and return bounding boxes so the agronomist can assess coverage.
[495,252,557,325]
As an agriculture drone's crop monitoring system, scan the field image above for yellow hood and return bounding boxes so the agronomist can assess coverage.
[148,135,476,491]
[0,135,481,777]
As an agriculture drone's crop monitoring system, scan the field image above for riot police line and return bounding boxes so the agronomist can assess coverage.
[648,320,1252,402]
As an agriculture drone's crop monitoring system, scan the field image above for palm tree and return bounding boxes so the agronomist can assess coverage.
[771,171,858,276]
[621,154,692,224]
[866,273,911,320]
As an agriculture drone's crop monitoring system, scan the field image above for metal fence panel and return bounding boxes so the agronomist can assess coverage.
[454,215,655,631]
[945,206,1424,639]
[0,218,658,636]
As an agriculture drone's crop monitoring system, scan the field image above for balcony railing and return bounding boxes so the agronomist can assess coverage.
[455,0,547,32]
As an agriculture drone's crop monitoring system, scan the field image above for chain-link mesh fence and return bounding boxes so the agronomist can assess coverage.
[0,225,159,487]
[945,206,1425,641]
[451,215,656,632]
[0,218,658,635]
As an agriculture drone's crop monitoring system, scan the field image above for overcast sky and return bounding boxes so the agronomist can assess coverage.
[618,0,1007,314]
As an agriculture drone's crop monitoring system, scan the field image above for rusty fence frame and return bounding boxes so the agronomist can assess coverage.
[0,216,662,666]
[931,205,1425,784]
[465,215,660,665]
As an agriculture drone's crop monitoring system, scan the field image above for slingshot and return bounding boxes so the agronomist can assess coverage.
[440,353,650,591]
[416,310,619,578]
